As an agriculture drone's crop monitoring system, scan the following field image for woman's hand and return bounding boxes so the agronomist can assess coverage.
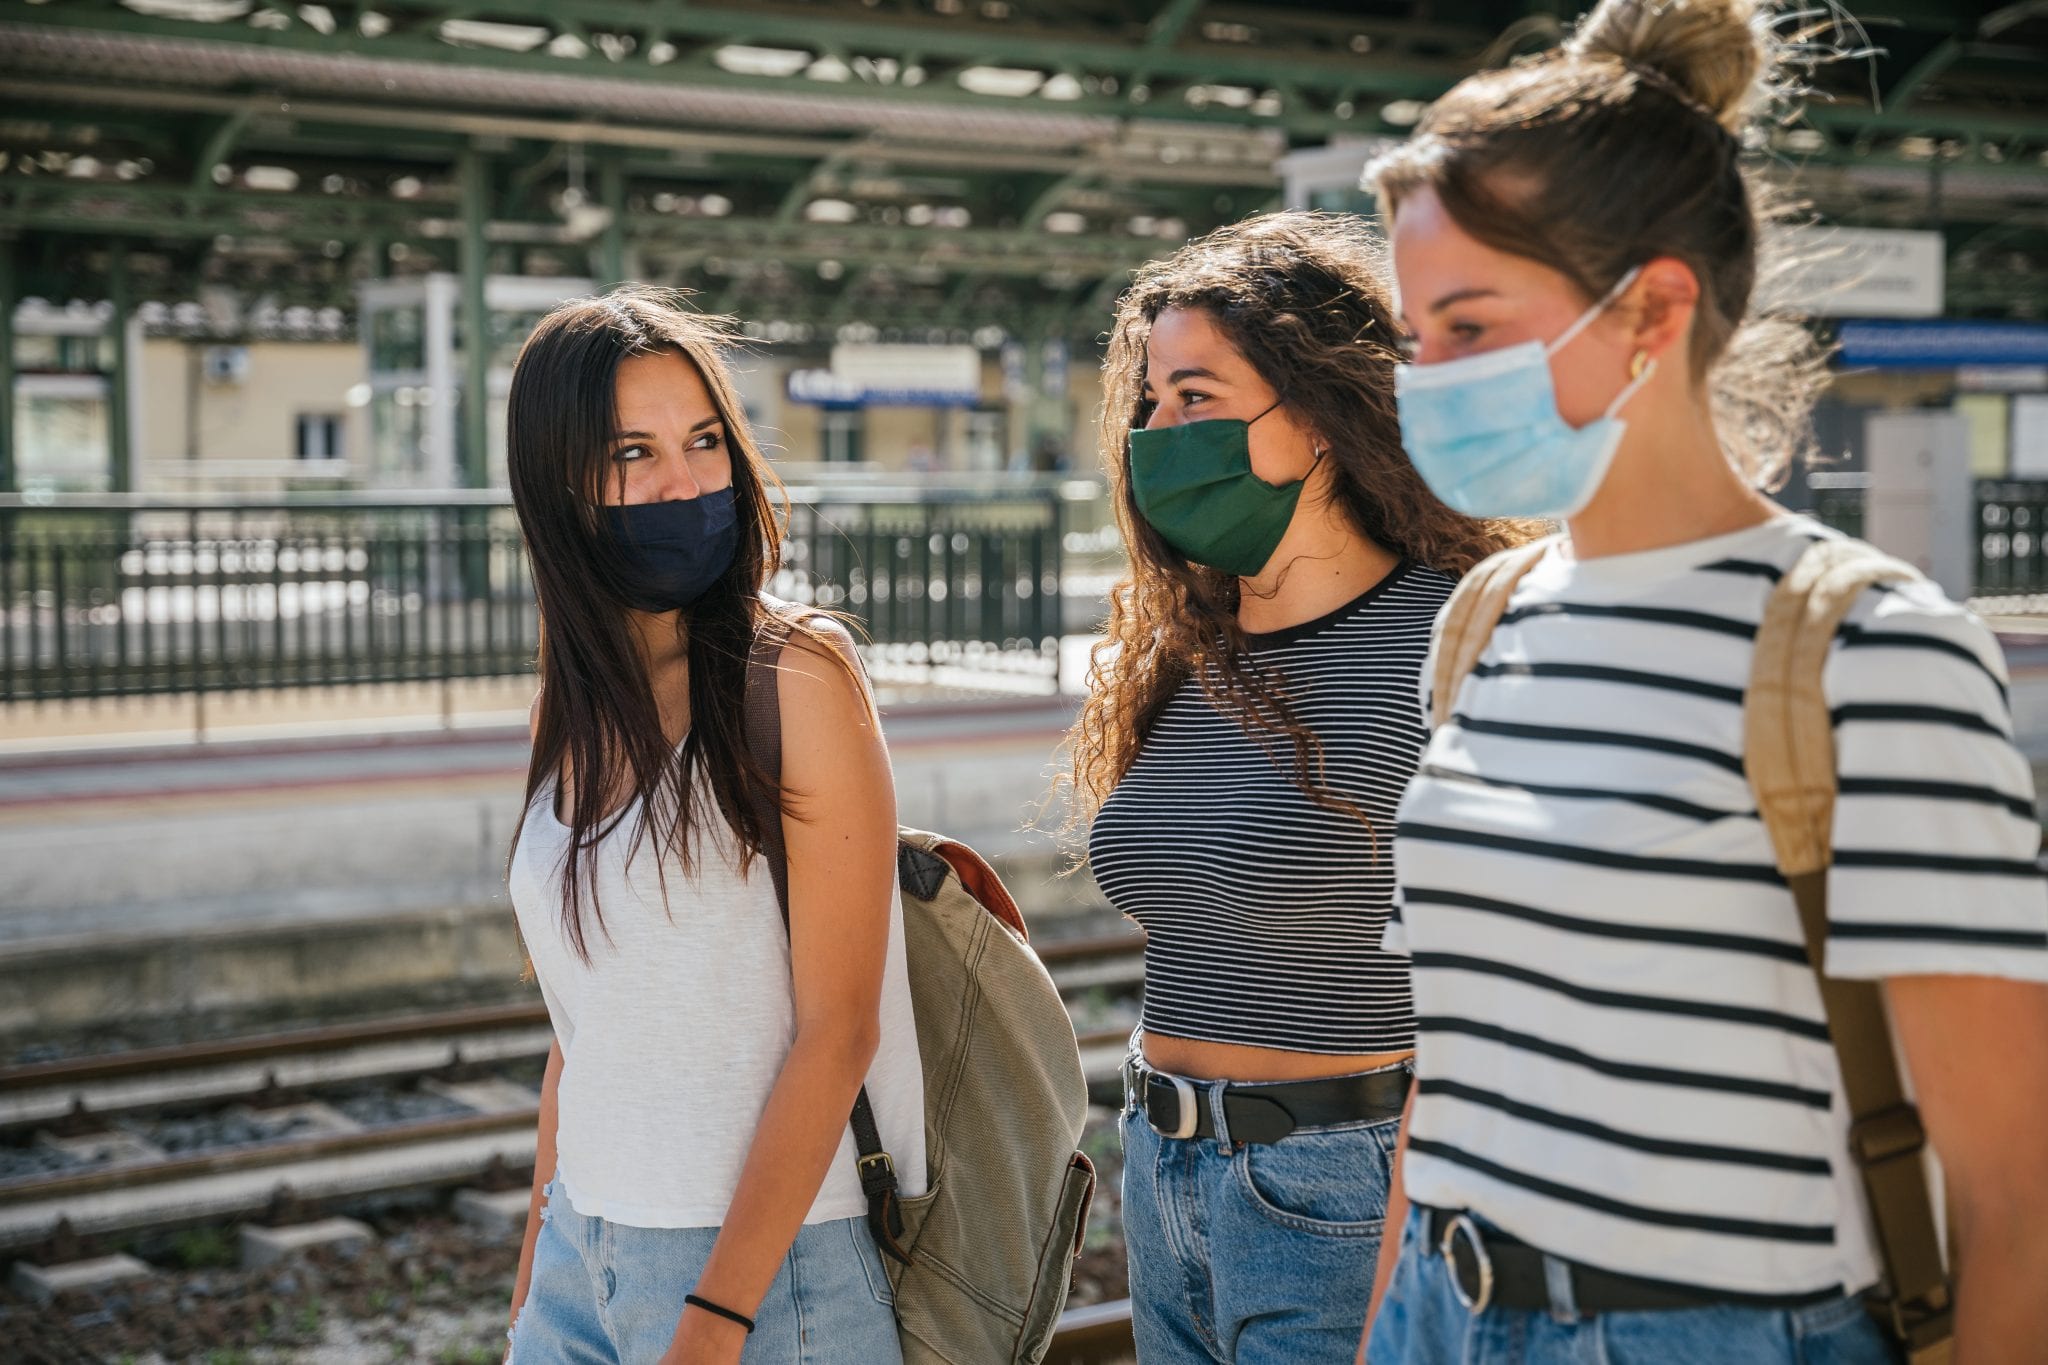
[656,1304,750,1364]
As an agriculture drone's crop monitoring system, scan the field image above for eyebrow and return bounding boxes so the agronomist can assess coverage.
[611,416,723,441]
[1141,366,1225,390]
[1427,287,1501,313]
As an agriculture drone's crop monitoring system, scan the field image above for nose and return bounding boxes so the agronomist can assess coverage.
[653,458,704,502]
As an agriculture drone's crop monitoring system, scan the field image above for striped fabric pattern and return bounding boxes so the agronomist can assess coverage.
[1089,561,1454,1055]
[1386,514,2048,1299]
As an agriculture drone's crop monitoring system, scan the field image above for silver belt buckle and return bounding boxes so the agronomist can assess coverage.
[1138,1064,1201,1141]
[1440,1213,1494,1314]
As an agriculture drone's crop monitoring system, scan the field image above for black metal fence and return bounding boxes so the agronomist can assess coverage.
[1972,481,2048,599]
[1796,479,2048,598]
[0,492,1064,704]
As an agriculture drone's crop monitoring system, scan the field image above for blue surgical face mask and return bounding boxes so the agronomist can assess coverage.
[1394,265,1655,521]
[604,486,739,613]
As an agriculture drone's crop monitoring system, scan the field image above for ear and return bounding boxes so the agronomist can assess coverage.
[1624,256,1702,364]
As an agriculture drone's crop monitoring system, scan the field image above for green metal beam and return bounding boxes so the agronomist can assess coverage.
[0,235,12,493]
[1132,0,1205,93]
[597,152,625,287]
[775,151,854,226]
[1022,169,1095,229]
[459,148,490,488]
[6,10,2040,161]
[0,76,1285,194]
[106,239,131,492]
[0,1,1457,136]
[0,176,1173,276]
[189,107,254,191]
[1887,38,1960,110]
[1982,1,2048,39]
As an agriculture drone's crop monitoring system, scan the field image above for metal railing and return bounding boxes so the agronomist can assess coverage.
[0,491,1065,704]
[1800,478,2048,599]
[1971,480,2048,599]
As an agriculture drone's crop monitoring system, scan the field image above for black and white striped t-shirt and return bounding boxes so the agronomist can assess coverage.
[1090,560,1453,1055]
[1387,515,2048,1300]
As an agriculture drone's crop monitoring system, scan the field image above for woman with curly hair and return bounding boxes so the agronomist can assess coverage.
[1068,211,1523,1363]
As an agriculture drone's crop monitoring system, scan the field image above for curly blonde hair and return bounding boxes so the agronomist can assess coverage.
[1063,212,1529,829]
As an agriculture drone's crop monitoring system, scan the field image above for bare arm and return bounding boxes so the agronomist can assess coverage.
[506,695,562,1353]
[1886,974,2048,1364]
[504,1039,562,1355]
[1357,1077,1416,1364]
[662,631,898,1364]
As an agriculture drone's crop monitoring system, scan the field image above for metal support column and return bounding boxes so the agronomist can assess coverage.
[598,155,627,291]
[0,235,14,492]
[459,150,491,489]
[107,240,134,493]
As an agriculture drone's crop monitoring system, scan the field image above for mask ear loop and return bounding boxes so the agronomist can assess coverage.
[1546,264,1646,358]
[1245,393,1288,428]
[1602,348,1658,421]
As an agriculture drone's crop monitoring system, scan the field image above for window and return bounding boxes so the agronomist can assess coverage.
[296,413,345,461]
[821,408,864,464]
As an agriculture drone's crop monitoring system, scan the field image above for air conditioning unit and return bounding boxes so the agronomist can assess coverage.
[202,345,250,384]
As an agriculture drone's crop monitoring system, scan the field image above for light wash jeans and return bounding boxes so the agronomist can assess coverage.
[1365,1207,1897,1364]
[511,1172,903,1364]
[1120,1070,1400,1363]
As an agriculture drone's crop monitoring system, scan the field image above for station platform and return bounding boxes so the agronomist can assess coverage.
[0,686,1099,1057]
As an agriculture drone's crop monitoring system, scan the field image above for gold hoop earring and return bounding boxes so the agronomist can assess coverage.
[1629,350,1650,380]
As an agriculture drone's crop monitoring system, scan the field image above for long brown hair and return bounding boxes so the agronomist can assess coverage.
[506,286,831,964]
[1367,0,1826,489]
[1065,211,1524,827]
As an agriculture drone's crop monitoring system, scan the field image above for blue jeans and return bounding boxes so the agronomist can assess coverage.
[1365,1208,1897,1364]
[1120,1072,1399,1363]
[511,1172,902,1364]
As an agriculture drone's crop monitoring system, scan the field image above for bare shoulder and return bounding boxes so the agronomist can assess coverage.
[527,686,543,742]
[774,615,880,748]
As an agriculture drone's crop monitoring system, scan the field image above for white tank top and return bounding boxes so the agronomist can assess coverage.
[509,766,926,1229]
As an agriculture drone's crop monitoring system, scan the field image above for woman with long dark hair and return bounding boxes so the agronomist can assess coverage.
[1068,211,1524,1362]
[499,287,921,1364]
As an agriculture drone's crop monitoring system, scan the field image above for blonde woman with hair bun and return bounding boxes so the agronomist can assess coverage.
[1355,1,2048,1361]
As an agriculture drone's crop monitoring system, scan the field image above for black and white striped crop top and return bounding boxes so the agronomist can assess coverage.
[1087,561,1452,1055]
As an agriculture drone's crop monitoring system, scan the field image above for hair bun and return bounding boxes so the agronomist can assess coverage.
[1566,0,1768,132]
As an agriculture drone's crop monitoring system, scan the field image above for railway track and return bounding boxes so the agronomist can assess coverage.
[0,929,1146,1253]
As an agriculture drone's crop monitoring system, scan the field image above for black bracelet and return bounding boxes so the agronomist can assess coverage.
[684,1293,756,1334]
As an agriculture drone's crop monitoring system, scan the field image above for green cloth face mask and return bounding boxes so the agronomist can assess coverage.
[1127,398,1315,577]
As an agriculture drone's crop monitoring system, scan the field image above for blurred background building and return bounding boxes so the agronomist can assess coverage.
[3,0,2042,499]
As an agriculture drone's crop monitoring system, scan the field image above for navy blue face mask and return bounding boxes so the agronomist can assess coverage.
[604,486,740,614]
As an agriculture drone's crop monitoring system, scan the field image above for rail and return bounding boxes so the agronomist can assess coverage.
[0,491,1066,703]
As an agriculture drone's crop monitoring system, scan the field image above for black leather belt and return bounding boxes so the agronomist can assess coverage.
[1419,1205,1838,1316]
[1121,1056,1410,1145]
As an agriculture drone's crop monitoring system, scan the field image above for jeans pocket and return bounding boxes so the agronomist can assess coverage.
[1790,1294,1894,1365]
[1233,1121,1394,1237]
[846,1217,897,1308]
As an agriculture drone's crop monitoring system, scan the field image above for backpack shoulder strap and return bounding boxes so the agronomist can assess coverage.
[1745,536,1921,878]
[1742,536,1952,1358]
[741,603,911,1266]
[743,606,794,912]
[1429,539,1554,731]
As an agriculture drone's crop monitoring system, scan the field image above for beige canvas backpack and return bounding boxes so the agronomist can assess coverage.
[744,607,1097,1364]
[1431,534,1954,1364]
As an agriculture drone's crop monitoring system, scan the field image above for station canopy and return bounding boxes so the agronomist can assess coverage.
[1,0,2045,345]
